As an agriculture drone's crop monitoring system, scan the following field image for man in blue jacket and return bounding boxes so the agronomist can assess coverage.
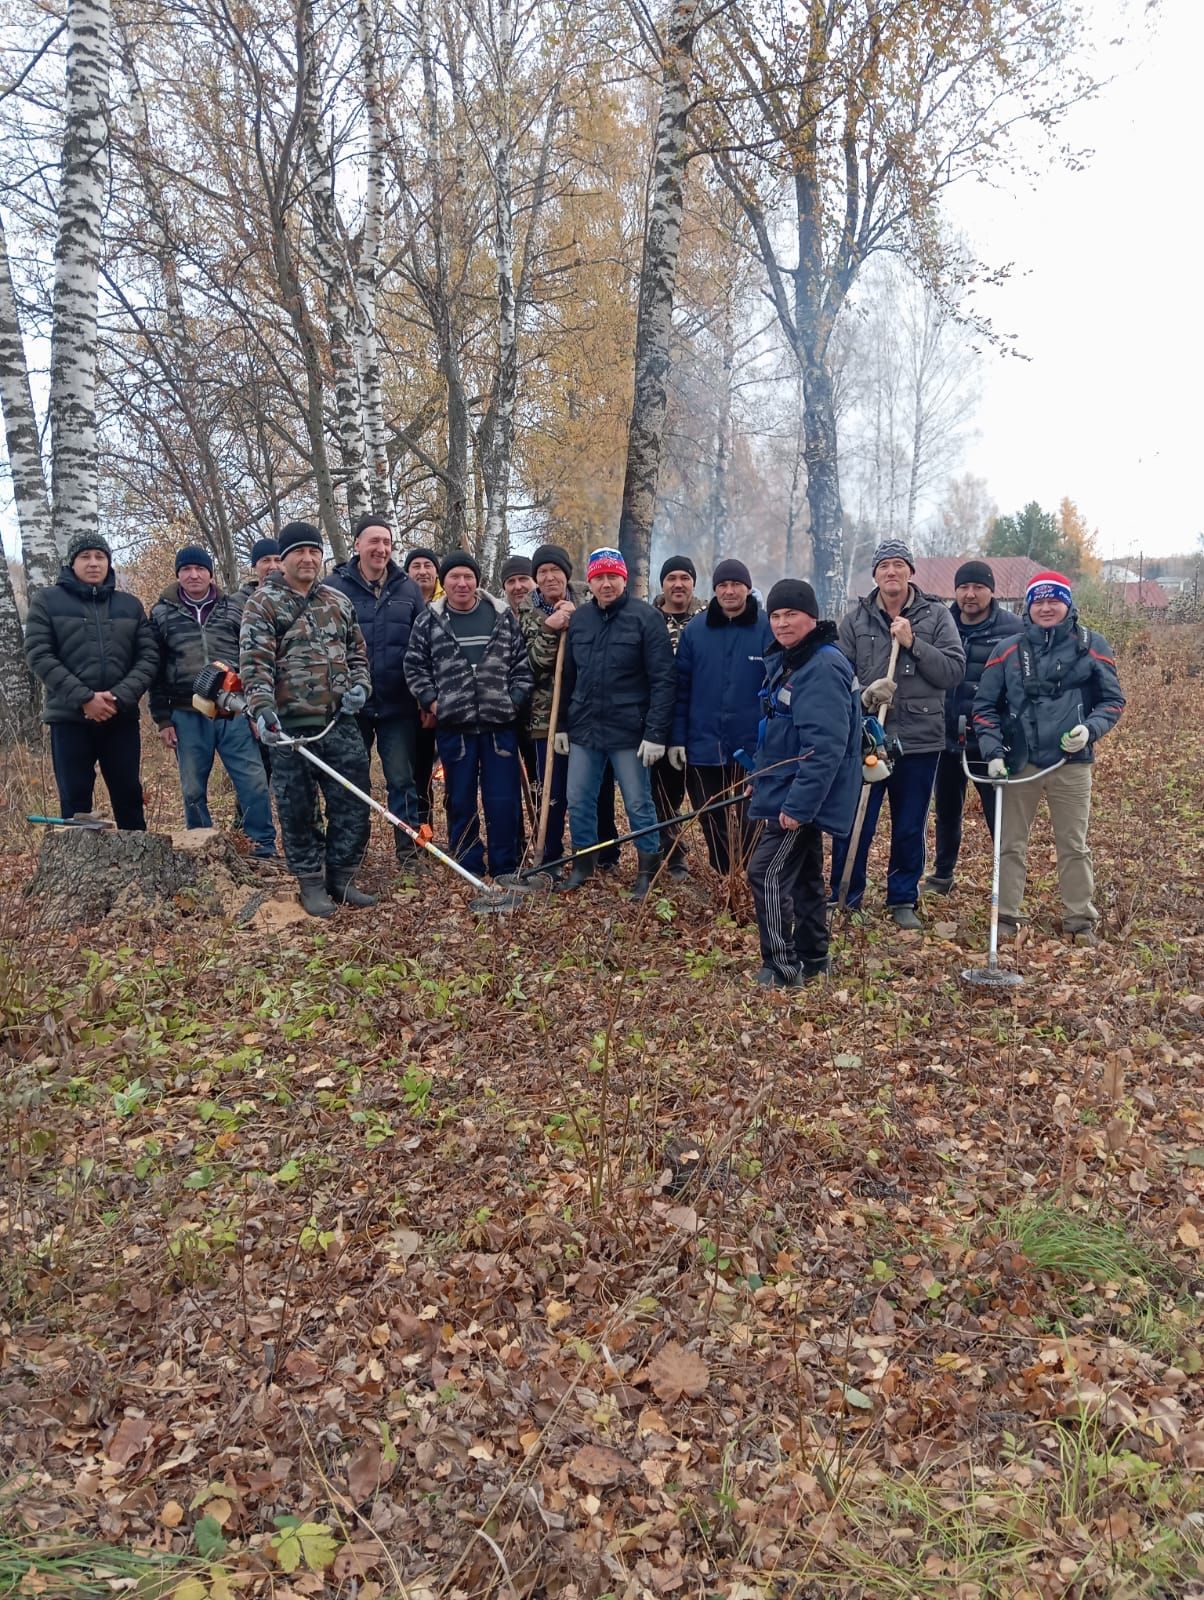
[747,579,861,987]
[327,516,426,868]
[672,558,773,875]
[972,570,1125,946]
[555,548,676,900]
[923,559,1023,895]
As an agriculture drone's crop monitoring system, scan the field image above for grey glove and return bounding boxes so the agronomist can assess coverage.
[668,746,687,771]
[1060,724,1090,754]
[637,740,666,768]
[861,677,896,711]
[256,709,284,745]
[987,758,1008,780]
[553,731,570,756]
[341,683,368,717]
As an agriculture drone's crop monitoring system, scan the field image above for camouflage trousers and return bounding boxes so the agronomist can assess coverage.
[271,718,372,877]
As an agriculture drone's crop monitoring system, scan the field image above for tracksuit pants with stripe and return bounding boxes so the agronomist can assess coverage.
[747,820,828,979]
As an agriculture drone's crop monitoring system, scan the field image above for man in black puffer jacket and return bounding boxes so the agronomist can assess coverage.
[922,559,1023,895]
[327,516,426,868]
[24,534,159,829]
[555,548,676,900]
[973,571,1124,947]
[150,545,277,857]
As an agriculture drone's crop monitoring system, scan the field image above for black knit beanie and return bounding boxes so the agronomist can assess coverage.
[67,533,112,565]
[660,554,697,584]
[439,549,481,584]
[353,513,393,541]
[278,521,324,557]
[954,559,995,591]
[530,543,572,581]
[500,555,532,584]
[249,537,279,566]
[175,543,214,575]
[403,546,440,573]
[712,558,752,589]
[765,578,819,619]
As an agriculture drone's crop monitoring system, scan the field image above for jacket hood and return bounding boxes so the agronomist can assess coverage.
[706,595,759,627]
[157,579,223,608]
[58,564,116,598]
[860,583,933,619]
[1024,604,1080,633]
[430,590,509,619]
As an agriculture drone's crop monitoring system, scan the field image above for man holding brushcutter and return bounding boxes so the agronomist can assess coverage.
[651,556,706,878]
[403,551,533,882]
[829,538,965,929]
[747,580,861,987]
[555,548,676,900]
[239,520,377,918]
[972,571,1124,947]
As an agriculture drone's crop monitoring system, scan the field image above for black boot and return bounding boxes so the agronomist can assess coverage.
[554,856,594,893]
[630,850,662,900]
[298,875,337,918]
[327,870,379,908]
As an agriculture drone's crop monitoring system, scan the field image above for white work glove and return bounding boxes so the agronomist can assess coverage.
[987,758,1008,780]
[861,677,896,712]
[637,740,666,768]
[256,709,284,745]
[1060,724,1090,754]
[668,746,686,771]
[553,732,570,756]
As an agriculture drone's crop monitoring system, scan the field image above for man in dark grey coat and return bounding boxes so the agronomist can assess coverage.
[24,533,158,829]
[829,538,966,928]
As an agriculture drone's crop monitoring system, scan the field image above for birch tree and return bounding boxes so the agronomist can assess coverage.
[0,211,56,591]
[617,0,703,598]
[352,0,396,528]
[50,0,112,556]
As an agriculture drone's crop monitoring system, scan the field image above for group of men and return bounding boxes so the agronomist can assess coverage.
[24,524,1125,984]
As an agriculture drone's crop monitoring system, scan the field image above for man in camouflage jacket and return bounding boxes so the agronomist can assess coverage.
[239,521,376,917]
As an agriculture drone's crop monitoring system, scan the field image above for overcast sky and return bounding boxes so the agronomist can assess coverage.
[947,0,1202,563]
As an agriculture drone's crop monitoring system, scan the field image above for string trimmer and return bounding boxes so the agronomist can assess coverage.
[835,638,901,912]
[192,664,532,915]
[958,747,1066,991]
[519,790,747,882]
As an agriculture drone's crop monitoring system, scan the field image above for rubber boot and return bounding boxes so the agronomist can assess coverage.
[554,856,594,893]
[298,874,337,918]
[629,850,662,901]
[327,869,379,908]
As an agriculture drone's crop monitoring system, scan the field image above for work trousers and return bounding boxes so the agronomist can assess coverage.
[437,725,523,878]
[171,708,275,852]
[829,750,940,909]
[567,745,659,856]
[931,750,996,880]
[652,756,688,865]
[687,763,754,875]
[748,820,828,981]
[271,717,371,878]
[414,723,437,827]
[998,761,1097,932]
[50,717,146,830]
[358,714,420,848]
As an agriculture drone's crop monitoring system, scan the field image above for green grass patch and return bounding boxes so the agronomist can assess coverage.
[996,1202,1171,1290]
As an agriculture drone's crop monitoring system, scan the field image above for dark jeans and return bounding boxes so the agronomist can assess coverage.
[358,714,419,838]
[687,763,754,875]
[272,717,371,877]
[567,745,659,856]
[748,821,828,978]
[532,740,619,866]
[652,756,688,864]
[932,750,997,880]
[50,717,146,830]
[414,723,437,827]
[437,725,522,877]
[829,750,940,908]
[171,708,275,851]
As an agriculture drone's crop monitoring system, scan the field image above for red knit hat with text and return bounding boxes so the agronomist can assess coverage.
[1025,571,1073,610]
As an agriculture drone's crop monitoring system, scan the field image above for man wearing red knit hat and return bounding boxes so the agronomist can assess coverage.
[972,571,1125,946]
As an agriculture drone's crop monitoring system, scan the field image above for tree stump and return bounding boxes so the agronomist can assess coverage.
[25,826,266,927]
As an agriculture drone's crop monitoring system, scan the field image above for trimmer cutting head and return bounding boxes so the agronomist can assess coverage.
[959,963,1023,991]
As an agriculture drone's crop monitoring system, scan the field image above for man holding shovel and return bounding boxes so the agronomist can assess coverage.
[972,571,1124,946]
[829,538,965,929]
